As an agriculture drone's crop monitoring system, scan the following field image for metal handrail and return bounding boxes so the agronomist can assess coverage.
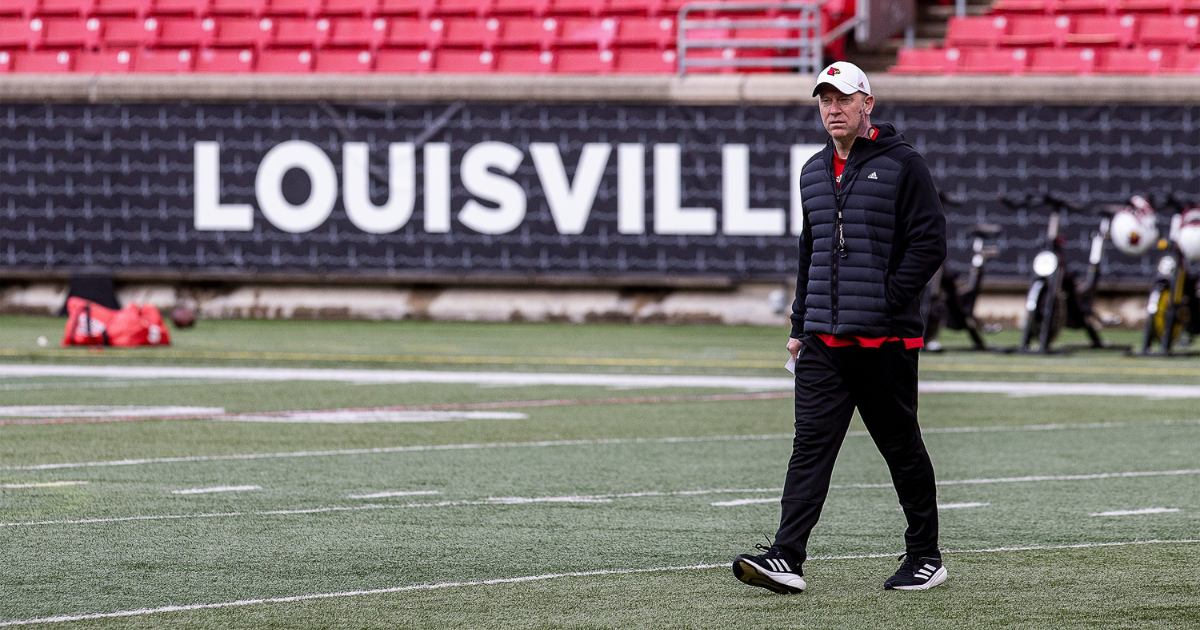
[677,0,862,75]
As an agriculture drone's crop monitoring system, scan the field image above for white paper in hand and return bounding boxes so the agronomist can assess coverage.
[784,356,796,374]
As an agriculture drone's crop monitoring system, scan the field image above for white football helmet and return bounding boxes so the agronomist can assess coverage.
[1110,196,1159,256]
[1175,208,1200,263]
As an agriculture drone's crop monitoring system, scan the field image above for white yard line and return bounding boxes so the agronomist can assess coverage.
[0,406,224,419]
[840,469,1200,489]
[0,481,88,489]
[171,486,261,496]
[6,416,1196,472]
[1,539,1196,627]
[7,364,1200,398]
[1091,507,1180,517]
[938,502,990,509]
[0,435,793,471]
[0,488,780,528]
[348,490,441,499]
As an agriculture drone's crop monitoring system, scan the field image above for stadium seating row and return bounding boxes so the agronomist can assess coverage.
[992,0,1200,14]
[892,45,1197,73]
[0,16,693,50]
[946,14,1200,48]
[0,0,703,19]
[0,45,784,72]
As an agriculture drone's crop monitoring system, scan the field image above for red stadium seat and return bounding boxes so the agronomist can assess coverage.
[491,0,550,15]
[133,47,194,71]
[324,0,380,15]
[327,17,389,47]
[255,47,312,70]
[194,47,254,70]
[38,0,96,16]
[958,47,1027,73]
[441,18,500,47]
[157,18,216,47]
[439,0,494,16]
[614,17,673,48]
[154,0,211,15]
[75,48,133,71]
[554,47,611,71]
[944,16,1008,48]
[608,0,660,15]
[314,48,374,70]
[1165,47,1200,73]
[497,17,558,48]
[992,0,1056,13]
[889,47,960,73]
[93,0,152,16]
[376,0,438,15]
[1097,46,1163,72]
[0,0,40,19]
[1003,15,1070,47]
[41,17,102,49]
[1137,15,1198,47]
[614,46,673,72]
[103,17,160,47]
[558,17,616,47]
[1055,0,1115,11]
[273,17,329,47]
[0,18,45,49]
[434,47,495,71]
[548,0,607,16]
[494,48,553,70]
[1027,46,1095,72]
[266,0,322,16]
[0,50,11,71]
[1065,15,1136,47]
[209,0,266,16]
[1118,0,1180,11]
[13,50,74,71]
[385,17,444,47]
[213,17,274,48]
[375,47,433,70]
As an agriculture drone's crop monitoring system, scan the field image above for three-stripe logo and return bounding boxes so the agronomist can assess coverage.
[765,558,791,573]
[914,563,937,580]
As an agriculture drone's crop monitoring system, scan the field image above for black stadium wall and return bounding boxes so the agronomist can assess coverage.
[2,98,1192,285]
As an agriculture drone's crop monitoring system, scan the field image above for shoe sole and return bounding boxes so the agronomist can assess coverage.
[888,566,948,591]
[732,558,805,594]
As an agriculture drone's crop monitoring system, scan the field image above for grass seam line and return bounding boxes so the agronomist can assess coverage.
[1,539,1197,627]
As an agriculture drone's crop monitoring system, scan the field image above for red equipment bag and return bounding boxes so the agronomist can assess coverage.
[61,297,172,347]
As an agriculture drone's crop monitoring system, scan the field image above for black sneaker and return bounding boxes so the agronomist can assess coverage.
[884,554,947,591]
[732,544,806,594]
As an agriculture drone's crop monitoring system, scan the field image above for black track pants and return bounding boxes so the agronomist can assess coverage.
[774,336,940,566]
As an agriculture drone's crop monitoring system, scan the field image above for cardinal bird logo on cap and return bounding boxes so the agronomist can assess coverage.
[827,67,840,75]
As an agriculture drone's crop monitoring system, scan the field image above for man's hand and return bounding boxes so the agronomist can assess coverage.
[787,337,803,361]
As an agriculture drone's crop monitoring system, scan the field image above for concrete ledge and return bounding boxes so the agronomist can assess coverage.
[5,73,1200,104]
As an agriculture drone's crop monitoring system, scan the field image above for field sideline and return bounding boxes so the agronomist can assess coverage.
[0,316,1198,628]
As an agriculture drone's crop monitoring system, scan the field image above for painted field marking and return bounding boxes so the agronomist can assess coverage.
[1091,507,1180,517]
[221,410,528,424]
[939,502,990,509]
[0,539,1196,627]
[0,481,88,489]
[0,406,225,426]
[0,434,794,472]
[7,364,1200,398]
[171,486,261,496]
[0,488,782,528]
[349,490,441,499]
[0,468,1189,528]
[5,416,1197,472]
[711,497,776,507]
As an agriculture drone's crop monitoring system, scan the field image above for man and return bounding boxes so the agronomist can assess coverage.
[731,62,947,594]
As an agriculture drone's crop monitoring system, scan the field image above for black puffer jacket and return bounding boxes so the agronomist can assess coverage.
[790,123,946,339]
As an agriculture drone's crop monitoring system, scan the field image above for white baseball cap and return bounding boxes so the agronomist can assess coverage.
[812,61,871,97]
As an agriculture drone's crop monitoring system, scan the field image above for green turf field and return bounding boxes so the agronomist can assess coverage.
[1,316,1198,628]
